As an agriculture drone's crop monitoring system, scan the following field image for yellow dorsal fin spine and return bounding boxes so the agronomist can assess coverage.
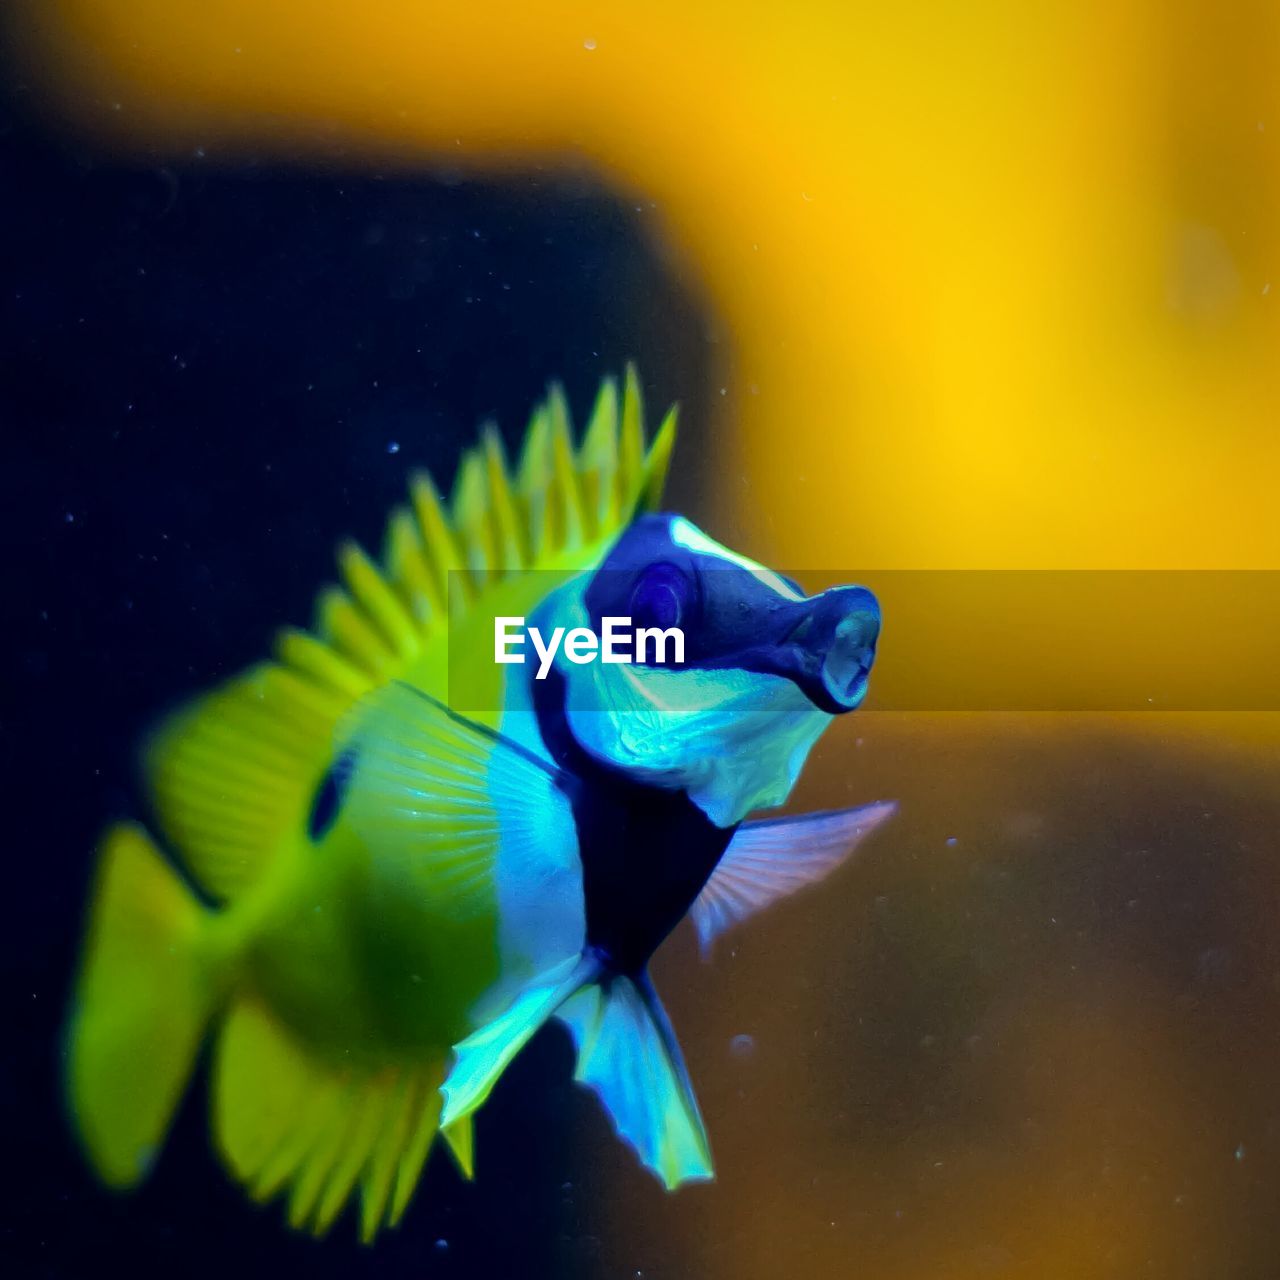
[274,627,373,700]
[315,586,396,679]
[517,402,551,497]
[580,376,620,534]
[640,405,679,517]
[547,385,587,553]
[451,449,497,588]
[337,541,420,664]
[482,426,528,571]
[517,404,554,559]
[383,506,444,624]
[618,363,645,506]
[144,371,677,911]
[409,468,471,611]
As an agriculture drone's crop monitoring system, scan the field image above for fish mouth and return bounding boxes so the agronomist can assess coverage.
[778,585,880,713]
[608,579,881,716]
[819,606,878,710]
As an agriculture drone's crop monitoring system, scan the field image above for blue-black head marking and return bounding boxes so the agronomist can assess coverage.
[582,513,880,714]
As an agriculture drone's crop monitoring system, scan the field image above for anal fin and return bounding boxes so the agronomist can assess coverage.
[213,997,445,1241]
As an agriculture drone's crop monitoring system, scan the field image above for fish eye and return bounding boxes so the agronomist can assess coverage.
[629,561,692,632]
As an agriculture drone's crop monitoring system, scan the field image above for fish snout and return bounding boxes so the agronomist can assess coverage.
[786,585,880,712]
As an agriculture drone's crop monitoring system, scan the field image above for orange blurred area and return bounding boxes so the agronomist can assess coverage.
[11,3,1280,1276]
[648,709,1280,1279]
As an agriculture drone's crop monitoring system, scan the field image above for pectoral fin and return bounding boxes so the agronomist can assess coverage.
[339,681,574,920]
[690,799,897,955]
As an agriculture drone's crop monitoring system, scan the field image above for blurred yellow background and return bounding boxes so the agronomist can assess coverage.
[13,4,1280,1277]
[14,0,1280,751]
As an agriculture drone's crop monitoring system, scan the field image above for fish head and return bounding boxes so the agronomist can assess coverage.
[547,514,880,827]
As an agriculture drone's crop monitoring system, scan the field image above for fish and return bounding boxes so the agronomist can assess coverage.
[65,368,895,1240]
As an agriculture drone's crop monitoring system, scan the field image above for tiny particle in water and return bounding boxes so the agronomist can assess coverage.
[387,441,400,454]
[945,836,958,847]
[1235,1143,1246,1161]
[584,37,597,50]
[730,1033,756,1059]
[434,1238,449,1252]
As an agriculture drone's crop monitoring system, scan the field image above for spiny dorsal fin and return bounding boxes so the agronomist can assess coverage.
[145,371,677,904]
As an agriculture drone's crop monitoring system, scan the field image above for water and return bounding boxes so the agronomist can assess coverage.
[2,97,712,1278]
[6,45,1280,1280]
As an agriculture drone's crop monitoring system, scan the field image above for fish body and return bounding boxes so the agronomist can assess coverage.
[66,371,894,1239]
[232,567,578,1062]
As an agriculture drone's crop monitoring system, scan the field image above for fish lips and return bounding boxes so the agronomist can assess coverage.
[696,585,881,715]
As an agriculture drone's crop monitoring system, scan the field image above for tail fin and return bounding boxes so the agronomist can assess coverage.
[65,822,224,1188]
[559,975,714,1190]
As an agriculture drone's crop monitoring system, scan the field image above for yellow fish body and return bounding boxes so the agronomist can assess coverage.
[67,372,674,1239]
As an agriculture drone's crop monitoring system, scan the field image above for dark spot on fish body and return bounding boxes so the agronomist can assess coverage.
[307,748,357,842]
[532,666,733,974]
